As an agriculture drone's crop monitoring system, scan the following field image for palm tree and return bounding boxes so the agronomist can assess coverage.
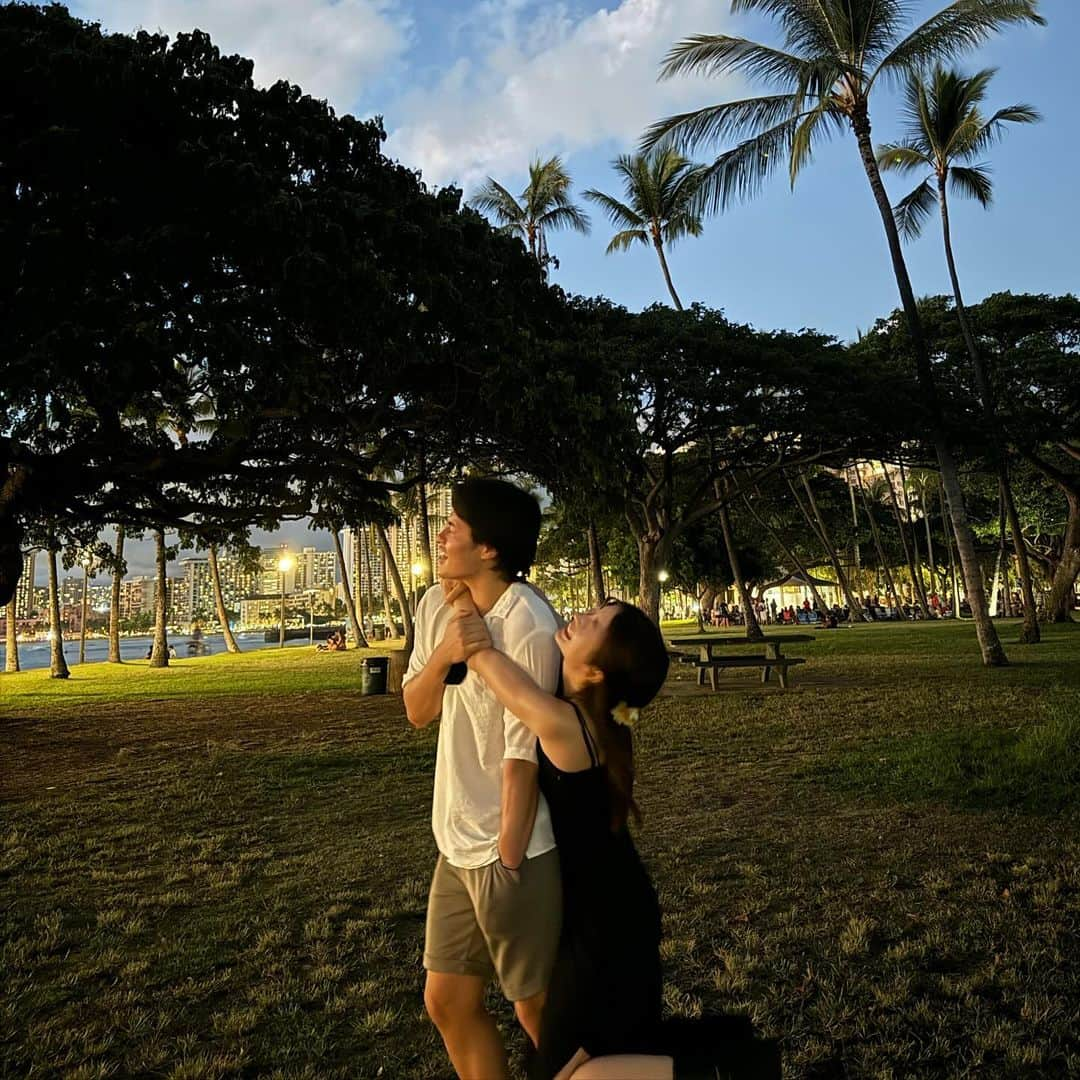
[148,527,170,668]
[643,0,1044,667]
[107,525,125,662]
[5,594,19,672]
[472,155,590,273]
[206,544,241,653]
[877,64,1042,642]
[584,149,706,309]
[332,526,368,648]
[46,540,69,679]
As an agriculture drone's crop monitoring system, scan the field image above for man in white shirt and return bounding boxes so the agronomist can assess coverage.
[403,478,562,1080]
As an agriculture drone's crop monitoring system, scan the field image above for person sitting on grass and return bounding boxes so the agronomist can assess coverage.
[444,582,778,1080]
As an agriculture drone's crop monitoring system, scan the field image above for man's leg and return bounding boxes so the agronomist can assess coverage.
[513,988,546,1047]
[424,971,509,1080]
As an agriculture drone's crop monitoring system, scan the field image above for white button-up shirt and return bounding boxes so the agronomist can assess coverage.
[403,582,561,869]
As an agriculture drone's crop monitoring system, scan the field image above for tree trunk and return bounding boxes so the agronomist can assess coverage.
[377,523,414,653]
[108,525,124,662]
[897,461,930,614]
[5,595,19,672]
[855,469,902,612]
[1047,488,1080,622]
[851,109,1005,665]
[207,545,241,653]
[793,471,863,620]
[638,536,663,626]
[741,487,829,615]
[47,546,69,679]
[938,174,1039,643]
[586,521,606,605]
[922,490,938,599]
[653,235,684,310]
[376,525,397,635]
[714,477,762,640]
[882,463,931,618]
[149,528,169,667]
[417,455,435,588]
[333,527,367,648]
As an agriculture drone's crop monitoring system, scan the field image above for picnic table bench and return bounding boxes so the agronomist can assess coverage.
[666,633,815,690]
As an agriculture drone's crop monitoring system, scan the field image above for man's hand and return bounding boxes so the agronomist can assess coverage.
[440,607,492,665]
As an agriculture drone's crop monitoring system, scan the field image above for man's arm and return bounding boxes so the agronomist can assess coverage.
[402,638,453,729]
[499,758,539,870]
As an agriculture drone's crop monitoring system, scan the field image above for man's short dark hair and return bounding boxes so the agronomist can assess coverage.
[452,478,542,581]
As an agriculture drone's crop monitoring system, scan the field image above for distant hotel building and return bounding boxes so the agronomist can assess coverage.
[15,552,37,619]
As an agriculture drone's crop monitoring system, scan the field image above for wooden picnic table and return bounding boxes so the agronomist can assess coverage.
[666,633,815,690]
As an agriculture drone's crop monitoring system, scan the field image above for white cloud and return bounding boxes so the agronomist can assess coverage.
[386,0,738,191]
[80,0,410,108]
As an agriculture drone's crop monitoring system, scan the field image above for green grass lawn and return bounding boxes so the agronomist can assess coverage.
[2,621,1078,1078]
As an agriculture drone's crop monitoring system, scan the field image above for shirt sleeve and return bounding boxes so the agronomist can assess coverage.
[401,585,443,688]
[502,624,562,762]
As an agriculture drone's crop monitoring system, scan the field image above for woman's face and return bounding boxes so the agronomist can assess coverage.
[556,601,621,672]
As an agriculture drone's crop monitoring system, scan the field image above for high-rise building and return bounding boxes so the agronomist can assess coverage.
[342,525,386,607]
[15,552,37,618]
[179,558,216,625]
[295,546,336,593]
[257,547,297,596]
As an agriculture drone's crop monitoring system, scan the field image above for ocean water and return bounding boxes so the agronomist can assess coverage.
[1,631,317,671]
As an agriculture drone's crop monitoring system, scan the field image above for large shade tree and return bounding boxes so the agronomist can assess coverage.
[642,0,1045,666]
[1,5,556,610]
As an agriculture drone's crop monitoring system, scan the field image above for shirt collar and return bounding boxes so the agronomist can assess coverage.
[486,582,521,622]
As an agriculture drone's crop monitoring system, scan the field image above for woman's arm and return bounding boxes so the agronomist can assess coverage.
[468,646,577,743]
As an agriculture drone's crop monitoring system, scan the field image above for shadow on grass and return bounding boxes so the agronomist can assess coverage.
[814,692,1080,814]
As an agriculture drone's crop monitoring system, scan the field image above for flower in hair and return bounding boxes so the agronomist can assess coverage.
[611,701,640,728]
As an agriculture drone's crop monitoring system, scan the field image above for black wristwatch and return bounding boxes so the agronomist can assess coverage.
[444,661,467,685]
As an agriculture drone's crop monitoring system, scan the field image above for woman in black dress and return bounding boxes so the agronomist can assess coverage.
[447,584,677,1079]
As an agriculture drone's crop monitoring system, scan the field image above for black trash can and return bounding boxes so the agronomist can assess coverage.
[360,656,389,695]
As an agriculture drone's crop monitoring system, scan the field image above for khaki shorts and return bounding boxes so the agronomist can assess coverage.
[423,849,562,1001]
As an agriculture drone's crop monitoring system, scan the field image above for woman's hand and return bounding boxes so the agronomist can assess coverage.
[439,607,491,664]
[442,580,477,615]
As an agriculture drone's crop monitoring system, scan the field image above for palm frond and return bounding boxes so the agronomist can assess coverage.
[660,211,704,246]
[893,178,937,241]
[876,141,933,173]
[537,203,591,235]
[659,34,823,94]
[789,104,845,185]
[605,229,649,254]
[965,101,1042,156]
[874,1,1045,86]
[949,164,994,207]
[641,94,800,154]
[471,178,525,227]
[583,189,644,230]
[729,0,838,59]
[690,111,810,215]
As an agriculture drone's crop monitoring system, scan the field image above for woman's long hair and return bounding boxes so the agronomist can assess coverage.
[572,601,669,831]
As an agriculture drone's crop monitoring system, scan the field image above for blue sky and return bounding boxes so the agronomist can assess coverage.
[56,0,1078,579]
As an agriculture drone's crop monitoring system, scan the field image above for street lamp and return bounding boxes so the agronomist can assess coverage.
[658,569,670,584]
[277,553,294,648]
[304,588,319,646]
[79,553,94,664]
[410,561,424,616]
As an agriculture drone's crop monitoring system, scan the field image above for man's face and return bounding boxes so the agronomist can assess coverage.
[436,511,494,580]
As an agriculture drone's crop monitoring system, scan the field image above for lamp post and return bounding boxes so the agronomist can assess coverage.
[277,553,294,648]
[410,561,424,616]
[305,588,318,646]
[657,569,669,624]
[79,554,94,664]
